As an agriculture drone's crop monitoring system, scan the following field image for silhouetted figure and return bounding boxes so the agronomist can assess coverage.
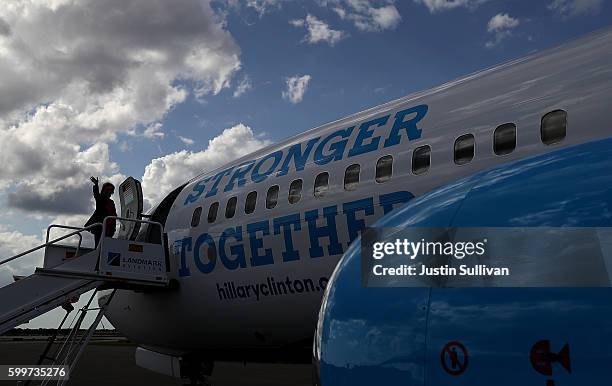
[85,177,117,247]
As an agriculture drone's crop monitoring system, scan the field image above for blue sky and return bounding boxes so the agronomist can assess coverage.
[0,0,609,327]
[113,0,612,180]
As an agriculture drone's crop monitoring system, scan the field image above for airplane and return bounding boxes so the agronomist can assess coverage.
[97,26,612,383]
[0,26,610,385]
[313,136,612,386]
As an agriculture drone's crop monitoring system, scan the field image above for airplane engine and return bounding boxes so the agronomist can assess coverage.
[314,138,612,386]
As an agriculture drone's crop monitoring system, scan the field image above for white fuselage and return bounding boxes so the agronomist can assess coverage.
[104,28,612,356]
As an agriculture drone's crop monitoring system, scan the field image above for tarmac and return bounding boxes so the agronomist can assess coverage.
[0,341,313,386]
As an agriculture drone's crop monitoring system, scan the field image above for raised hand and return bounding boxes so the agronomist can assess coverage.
[90,176,99,185]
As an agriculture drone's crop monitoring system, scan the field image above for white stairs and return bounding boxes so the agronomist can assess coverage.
[0,217,170,385]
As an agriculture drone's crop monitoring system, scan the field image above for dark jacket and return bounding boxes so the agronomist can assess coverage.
[85,183,117,236]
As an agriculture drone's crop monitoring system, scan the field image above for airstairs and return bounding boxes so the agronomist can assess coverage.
[0,214,170,385]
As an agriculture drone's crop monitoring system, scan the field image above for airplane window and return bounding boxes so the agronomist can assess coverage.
[245,191,257,214]
[494,123,516,155]
[412,145,431,175]
[541,110,567,145]
[314,172,329,198]
[191,206,202,228]
[225,196,237,218]
[266,185,279,209]
[375,155,393,183]
[344,164,360,191]
[207,202,219,223]
[288,179,303,204]
[454,134,475,165]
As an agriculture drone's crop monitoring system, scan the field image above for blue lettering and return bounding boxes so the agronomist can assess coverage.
[305,206,343,258]
[247,221,274,266]
[219,226,247,270]
[347,115,390,158]
[379,191,414,215]
[252,151,283,183]
[272,213,302,262]
[383,105,427,147]
[343,198,375,244]
[223,161,256,192]
[183,177,211,205]
[206,168,234,198]
[193,233,216,274]
[178,237,192,277]
[277,138,320,176]
[314,127,355,165]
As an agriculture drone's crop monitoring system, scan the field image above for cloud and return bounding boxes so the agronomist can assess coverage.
[3,140,125,216]
[282,75,312,104]
[141,124,271,208]
[547,0,602,17]
[326,0,402,31]
[485,13,520,48]
[245,0,285,16]
[142,123,165,139]
[0,0,241,218]
[413,0,489,13]
[8,184,93,216]
[0,213,93,286]
[119,141,132,153]
[487,13,520,32]
[233,75,253,98]
[0,227,42,286]
[290,14,347,46]
[220,0,287,17]
[179,136,195,146]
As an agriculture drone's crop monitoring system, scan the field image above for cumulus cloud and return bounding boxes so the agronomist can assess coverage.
[0,0,241,218]
[282,75,312,104]
[233,75,253,98]
[326,0,402,31]
[486,13,520,48]
[548,0,602,17]
[290,14,347,46]
[3,139,125,216]
[142,124,271,208]
[413,0,489,13]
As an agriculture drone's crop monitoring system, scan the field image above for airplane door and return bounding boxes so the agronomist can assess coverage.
[117,177,143,240]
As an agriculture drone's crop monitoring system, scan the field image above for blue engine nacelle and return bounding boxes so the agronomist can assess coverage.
[314,138,612,386]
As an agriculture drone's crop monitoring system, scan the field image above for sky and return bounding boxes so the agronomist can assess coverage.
[0,0,610,327]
